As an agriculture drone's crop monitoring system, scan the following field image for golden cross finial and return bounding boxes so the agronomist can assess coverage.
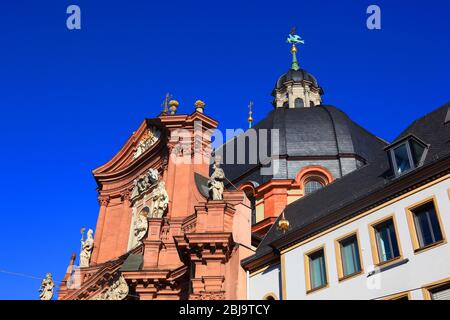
[248,101,254,128]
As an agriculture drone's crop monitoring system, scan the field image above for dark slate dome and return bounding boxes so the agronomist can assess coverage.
[217,105,387,185]
[275,68,320,89]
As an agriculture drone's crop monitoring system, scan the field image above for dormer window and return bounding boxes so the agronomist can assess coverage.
[386,135,428,177]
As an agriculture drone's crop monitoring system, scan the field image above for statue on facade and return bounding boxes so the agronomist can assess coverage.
[92,275,129,300]
[80,228,94,268]
[151,181,169,218]
[131,168,160,200]
[208,162,225,200]
[39,273,54,300]
[134,207,149,243]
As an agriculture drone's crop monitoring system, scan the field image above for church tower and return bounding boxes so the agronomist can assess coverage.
[272,30,323,108]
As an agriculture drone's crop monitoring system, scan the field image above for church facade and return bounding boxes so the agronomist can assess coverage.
[56,32,450,300]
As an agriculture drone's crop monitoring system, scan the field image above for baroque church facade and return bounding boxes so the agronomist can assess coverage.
[55,33,450,300]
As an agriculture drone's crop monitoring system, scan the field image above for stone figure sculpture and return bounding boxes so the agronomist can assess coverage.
[208,162,225,200]
[134,207,149,243]
[80,229,94,268]
[39,273,54,300]
[131,168,160,200]
[151,181,169,218]
[92,275,129,300]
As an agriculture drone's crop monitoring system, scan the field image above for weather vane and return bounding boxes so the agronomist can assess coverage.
[286,27,304,71]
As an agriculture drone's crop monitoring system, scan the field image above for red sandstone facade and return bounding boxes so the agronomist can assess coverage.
[58,110,253,300]
[57,106,335,300]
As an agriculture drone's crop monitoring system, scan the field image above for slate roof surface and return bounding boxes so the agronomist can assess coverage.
[218,105,387,184]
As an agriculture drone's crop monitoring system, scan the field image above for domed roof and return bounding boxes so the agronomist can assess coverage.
[217,105,387,185]
[275,68,320,90]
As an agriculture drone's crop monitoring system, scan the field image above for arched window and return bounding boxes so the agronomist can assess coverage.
[295,98,304,108]
[242,185,257,225]
[304,179,324,195]
[310,101,315,107]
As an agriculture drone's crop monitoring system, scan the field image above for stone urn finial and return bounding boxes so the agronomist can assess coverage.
[169,100,179,115]
[194,100,205,113]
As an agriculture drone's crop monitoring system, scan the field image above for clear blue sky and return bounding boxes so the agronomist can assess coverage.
[0,0,448,299]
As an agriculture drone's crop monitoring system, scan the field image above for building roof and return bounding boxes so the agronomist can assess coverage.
[218,105,387,184]
[275,68,321,90]
[242,102,450,270]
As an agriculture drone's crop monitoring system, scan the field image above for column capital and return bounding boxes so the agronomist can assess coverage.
[120,190,132,202]
[98,195,110,206]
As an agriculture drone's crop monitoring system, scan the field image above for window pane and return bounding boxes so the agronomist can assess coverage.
[413,202,443,248]
[375,220,400,263]
[305,180,323,195]
[393,144,411,174]
[410,140,425,166]
[309,250,327,289]
[295,98,304,108]
[340,235,362,277]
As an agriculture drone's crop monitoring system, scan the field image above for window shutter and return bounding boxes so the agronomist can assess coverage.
[431,287,450,300]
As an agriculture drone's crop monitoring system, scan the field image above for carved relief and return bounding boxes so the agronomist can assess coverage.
[80,229,94,268]
[151,181,169,218]
[39,273,54,300]
[131,168,160,200]
[133,207,149,244]
[92,275,129,300]
[134,128,160,159]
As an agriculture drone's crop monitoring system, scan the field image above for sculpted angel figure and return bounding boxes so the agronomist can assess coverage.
[151,182,169,218]
[80,229,94,268]
[208,162,225,200]
[134,208,149,243]
[147,168,159,185]
[39,273,54,300]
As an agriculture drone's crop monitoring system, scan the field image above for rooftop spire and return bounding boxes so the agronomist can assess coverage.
[248,101,253,128]
[286,27,304,71]
[161,93,171,115]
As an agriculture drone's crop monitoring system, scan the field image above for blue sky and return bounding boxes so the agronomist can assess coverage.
[0,0,448,299]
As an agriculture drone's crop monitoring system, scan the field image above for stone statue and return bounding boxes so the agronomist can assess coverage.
[151,181,169,218]
[208,162,225,200]
[39,273,54,300]
[92,275,129,300]
[134,207,149,243]
[147,168,159,184]
[131,168,160,200]
[80,229,94,268]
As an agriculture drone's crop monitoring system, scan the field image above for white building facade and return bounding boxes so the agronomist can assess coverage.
[244,104,450,300]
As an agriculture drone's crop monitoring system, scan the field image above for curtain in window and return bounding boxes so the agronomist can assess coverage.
[394,144,411,174]
[341,237,361,276]
[309,251,326,289]
[375,221,400,262]
[414,203,443,247]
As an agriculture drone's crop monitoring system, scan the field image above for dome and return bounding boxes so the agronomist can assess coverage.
[217,105,386,185]
[275,68,321,90]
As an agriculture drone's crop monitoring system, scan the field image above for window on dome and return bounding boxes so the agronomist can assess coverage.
[304,179,324,195]
[295,98,304,108]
